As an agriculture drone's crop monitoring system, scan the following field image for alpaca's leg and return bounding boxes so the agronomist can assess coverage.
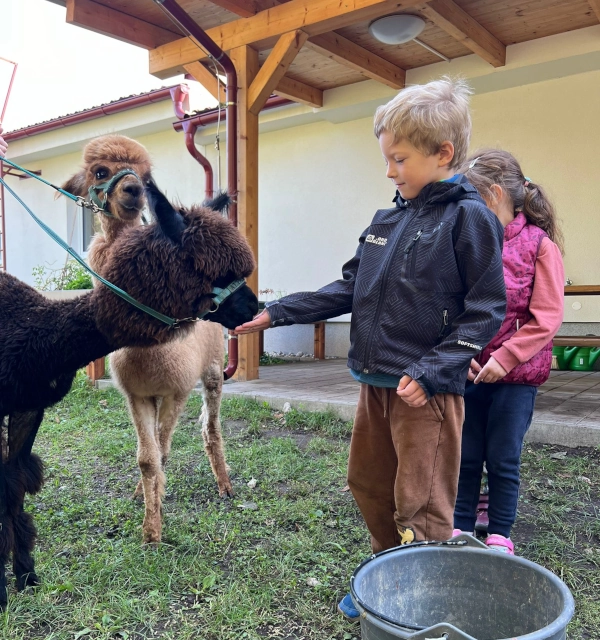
[157,394,187,469]
[2,411,44,604]
[132,396,162,499]
[200,365,232,497]
[12,452,43,592]
[129,396,164,544]
[0,446,10,609]
[13,508,39,591]
[0,513,13,609]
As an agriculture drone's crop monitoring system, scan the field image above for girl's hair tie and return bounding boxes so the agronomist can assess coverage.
[468,157,480,169]
[523,176,531,187]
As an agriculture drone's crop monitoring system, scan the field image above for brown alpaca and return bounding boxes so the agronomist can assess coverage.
[63,135,233,544]
[0,179,257,607]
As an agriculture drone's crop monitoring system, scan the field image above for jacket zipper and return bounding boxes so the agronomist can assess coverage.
[361,210,420,373]
[438,308,449,338]
[405,229,423,282]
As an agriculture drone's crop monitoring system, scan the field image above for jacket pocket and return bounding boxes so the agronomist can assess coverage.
[403,222,445,284]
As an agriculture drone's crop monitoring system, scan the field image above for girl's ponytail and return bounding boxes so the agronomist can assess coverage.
[522,181,564,254]
[459,149,564,254]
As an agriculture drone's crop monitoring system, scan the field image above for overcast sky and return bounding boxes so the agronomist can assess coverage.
[1,0,183,131]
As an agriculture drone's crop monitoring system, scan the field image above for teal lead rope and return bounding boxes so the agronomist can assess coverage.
[0,156,247,327]
[0,171,181,327]
[1,156,108,214]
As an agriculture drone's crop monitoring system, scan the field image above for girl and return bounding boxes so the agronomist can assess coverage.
[453,149,565,554]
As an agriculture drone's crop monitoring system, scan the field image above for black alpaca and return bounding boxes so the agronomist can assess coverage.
[0,182,257,607]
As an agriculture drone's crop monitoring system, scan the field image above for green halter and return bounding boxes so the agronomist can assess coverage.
[88,168,142,217]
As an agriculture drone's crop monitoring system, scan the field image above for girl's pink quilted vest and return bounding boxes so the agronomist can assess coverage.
[476,212,552,386]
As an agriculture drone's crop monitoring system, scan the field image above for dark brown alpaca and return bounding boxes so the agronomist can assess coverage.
[0,181,257,607]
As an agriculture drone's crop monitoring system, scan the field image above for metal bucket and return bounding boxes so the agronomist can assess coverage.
[350,535,574,640]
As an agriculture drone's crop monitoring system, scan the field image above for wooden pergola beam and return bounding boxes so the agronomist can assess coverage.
[588,0,600,21]
[208,0,404,89]
[249,30,309,114]
[419,0,505,67]
[274,76,323,108]
[183,61,226,103]
[206,0,259,17]
[150,0,422,78]
[306,32,405,89]
[230,45,260,381]
[66,0,178,50]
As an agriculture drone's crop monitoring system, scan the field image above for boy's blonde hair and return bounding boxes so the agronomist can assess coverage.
[374,76,473,169]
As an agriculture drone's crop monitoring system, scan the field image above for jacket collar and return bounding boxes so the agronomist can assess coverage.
[504,211,528,241]
[394,174,480,210]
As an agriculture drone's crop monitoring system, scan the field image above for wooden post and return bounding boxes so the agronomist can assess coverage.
[314,322,325,359]
[231,45,260,381]
[86,356,105,383]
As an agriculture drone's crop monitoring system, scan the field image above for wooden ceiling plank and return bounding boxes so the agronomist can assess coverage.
[588,0,600,21]
[204,0,259,18]
[183,61,226,102]
[420,0,505,67]
[249,30,309,114]
[150,0,422,78]
[66,0,178,50]
[306,32,405,89]
[274,76,323,108]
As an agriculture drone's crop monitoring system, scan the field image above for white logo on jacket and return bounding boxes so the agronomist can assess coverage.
[366,234,388,246]
[458,339,482,350]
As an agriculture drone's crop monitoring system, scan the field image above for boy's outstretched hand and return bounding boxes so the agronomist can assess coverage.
[396,375,427,407]
[233,310,271,335]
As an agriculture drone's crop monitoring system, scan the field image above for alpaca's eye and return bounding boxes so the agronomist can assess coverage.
[95,168,109,180]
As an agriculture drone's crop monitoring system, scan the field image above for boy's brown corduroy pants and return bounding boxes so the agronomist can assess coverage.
[347,383,464,553]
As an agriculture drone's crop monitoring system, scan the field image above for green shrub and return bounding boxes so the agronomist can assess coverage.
[33,259,93,291]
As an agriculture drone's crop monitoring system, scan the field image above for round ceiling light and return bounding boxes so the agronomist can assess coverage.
[368,14,426,45]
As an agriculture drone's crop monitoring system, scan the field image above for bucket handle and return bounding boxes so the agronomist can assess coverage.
[405,622,478,640]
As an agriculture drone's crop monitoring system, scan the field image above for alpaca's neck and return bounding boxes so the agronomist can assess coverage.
[41,295,119,374]
[101,215,141,244]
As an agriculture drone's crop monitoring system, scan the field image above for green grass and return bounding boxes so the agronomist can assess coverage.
[0,374,598,639]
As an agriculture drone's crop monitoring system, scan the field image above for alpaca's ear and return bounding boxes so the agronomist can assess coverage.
[146,180,186,242]
[57,171,86,199]
[202,191,231,214]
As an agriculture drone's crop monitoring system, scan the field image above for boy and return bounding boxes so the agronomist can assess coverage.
[234,76,506,617]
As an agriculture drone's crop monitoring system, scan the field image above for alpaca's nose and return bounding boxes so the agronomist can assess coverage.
[123,183,142,198]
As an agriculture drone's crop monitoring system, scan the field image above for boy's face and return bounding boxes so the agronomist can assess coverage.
[379,132,452,200]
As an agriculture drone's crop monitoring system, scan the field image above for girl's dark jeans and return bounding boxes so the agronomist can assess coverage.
[454,381,537,538]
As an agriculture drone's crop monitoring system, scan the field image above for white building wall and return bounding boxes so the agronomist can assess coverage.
[4,26,600,355]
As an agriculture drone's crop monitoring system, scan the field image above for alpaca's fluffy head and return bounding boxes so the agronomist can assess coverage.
[61,135,152,222]
[92,181,257,344]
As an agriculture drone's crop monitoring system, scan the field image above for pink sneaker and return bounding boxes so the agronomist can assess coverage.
[485,534,514,555]
[451,529,474,537]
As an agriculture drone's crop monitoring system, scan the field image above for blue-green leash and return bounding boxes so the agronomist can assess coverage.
[0,157,246,327]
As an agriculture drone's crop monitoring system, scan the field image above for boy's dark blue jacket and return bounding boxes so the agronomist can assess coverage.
[266,176,507,397]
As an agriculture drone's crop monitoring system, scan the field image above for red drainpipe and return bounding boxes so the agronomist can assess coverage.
[154,0,242,380]
[182,120,213,200]
[175,95,291,202]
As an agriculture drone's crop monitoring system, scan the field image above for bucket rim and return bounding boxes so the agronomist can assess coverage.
[349,542,575,639]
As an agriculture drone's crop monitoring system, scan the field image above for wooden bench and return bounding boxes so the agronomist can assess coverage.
[555,285,600,348]
[553,336,600,347]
